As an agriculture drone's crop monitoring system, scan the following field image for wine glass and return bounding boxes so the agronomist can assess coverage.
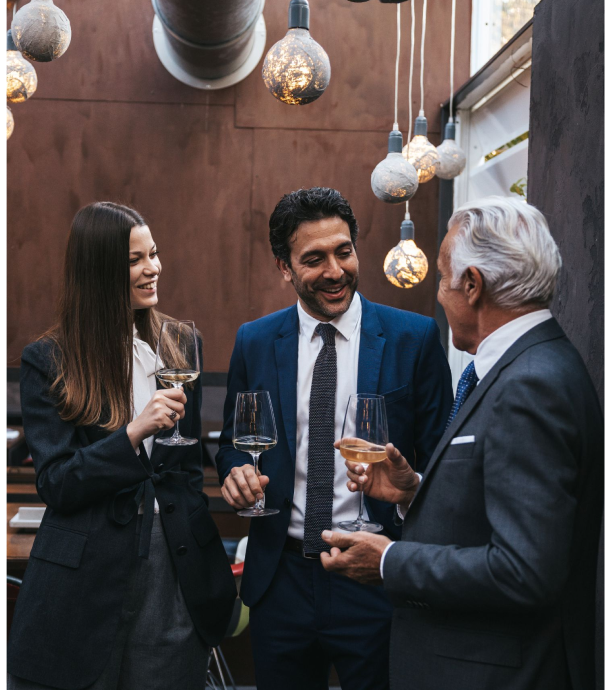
[155,320,200,446]
[233,391,279,517]
[338,394,388,533]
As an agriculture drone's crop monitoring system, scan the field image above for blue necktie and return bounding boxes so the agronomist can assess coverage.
[304,323,337,554]
[446,361,478,429]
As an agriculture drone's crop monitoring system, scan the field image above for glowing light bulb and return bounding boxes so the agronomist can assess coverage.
[262,0,330,106]
[371,130,419,204]
[402,114,439,184]
[6,31,38,104]
[7,106,14,140]
[11,0,71,62]
[435,119,466,179]
[384,217,428,288]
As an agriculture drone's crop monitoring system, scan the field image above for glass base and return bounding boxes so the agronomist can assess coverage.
[155,436,198,446]
[237,507,280,517]
[338,519,383,533]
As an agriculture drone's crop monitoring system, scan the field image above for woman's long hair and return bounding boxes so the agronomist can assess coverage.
[44,202,165,431]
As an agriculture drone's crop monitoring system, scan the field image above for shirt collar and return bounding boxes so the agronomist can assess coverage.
[297,292,361,343]
[474,309,553,381]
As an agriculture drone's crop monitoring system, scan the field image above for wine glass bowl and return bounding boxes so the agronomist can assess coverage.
[233,391,279,517]
[155,320,200,446]
[338,394,388,533]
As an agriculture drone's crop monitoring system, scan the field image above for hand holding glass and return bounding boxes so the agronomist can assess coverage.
[338,394,388,533]
[233,391,279,517]
[155,320,200,446]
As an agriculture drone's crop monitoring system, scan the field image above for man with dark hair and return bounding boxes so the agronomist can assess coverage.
[217,187,453,690]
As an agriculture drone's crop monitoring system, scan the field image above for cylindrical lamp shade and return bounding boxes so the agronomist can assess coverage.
[7,40,38,103]
[11,0,71,62]
[262,28,330,105]
[371,153,418,203]
[7,106,14,140]
[384,239,429,288]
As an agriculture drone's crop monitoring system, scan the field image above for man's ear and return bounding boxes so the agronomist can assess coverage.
[464,267,484,307]
[275,257,293,283]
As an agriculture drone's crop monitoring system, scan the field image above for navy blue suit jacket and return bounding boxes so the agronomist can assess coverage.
[216,294,453,607]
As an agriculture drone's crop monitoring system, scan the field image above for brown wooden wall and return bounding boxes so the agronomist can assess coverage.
[7,0,471,372]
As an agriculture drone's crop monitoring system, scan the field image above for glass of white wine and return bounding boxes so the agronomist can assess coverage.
[233,390,279,517]
[155,320,200,447]
[338,394,388,533]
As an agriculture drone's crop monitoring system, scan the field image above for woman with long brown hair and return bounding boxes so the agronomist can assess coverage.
[8,202,236,690]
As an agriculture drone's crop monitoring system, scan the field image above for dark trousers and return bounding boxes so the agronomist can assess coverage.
[250,549,393,690]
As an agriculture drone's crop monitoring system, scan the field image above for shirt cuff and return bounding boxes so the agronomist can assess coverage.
[380,541,396,579]
[395,473,423,525]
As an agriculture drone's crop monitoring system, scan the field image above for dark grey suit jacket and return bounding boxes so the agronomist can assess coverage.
[383,319,603,690]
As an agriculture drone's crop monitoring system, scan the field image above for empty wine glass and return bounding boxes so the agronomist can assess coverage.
[155,320,200,446]
[233,391,279,517]
[338,394,388,533]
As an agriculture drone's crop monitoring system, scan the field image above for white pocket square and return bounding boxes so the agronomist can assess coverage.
[451,435,475,445]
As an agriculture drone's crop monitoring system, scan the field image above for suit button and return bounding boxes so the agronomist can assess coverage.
[156,463,165,471]
[177,546,187,556]
[165,503,175,514]
[284,498,291,508]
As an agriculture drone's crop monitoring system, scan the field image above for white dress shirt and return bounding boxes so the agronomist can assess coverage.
[288,292,369,539]
[133,327,160,514]
[379,308,554,578]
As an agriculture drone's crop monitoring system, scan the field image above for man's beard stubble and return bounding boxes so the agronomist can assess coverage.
[290,269,359,320]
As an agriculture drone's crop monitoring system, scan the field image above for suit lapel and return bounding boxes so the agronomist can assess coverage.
[357,296,385,395]
[274,306,299,465]
[413,318,565,501]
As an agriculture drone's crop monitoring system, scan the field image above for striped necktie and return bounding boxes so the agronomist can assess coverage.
[303,322,337,554]
[446,361,478,429]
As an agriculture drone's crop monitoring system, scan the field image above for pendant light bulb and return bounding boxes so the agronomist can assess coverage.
[262,0,331,106]
[11,0,71,62]
[6,31,38,104]
[384,215,428,288]
[371,130,419,204]
[7,106,14,140]
[402,113,439,183]
[436,118,466,179]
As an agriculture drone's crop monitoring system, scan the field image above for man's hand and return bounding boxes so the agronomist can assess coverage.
[320,530,392,586]
[221,465,270,510]
[336,441,419,507]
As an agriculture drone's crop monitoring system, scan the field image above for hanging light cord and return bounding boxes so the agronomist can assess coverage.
[449,0,456,121]
[406,0,416,152]
[393,4,401,130]
[419,0,427,115]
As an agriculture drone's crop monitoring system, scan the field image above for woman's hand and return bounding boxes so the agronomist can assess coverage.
[336,441,420,508]
[127,388,187,449]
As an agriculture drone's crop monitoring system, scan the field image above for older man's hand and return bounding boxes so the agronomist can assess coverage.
[335,441,420,508]
[320,530,392,586]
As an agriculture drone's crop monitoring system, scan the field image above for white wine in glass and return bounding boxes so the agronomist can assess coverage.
[155,320,200,447]
[233,391,279,517]
[338,394,388,533]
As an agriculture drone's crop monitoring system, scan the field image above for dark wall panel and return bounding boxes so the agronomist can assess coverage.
[7,0,471,371]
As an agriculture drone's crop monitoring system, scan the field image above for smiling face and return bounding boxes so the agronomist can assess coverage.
[276,216,360,321]
[129,225,161,310]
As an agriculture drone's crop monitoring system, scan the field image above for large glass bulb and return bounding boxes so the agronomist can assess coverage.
[384,217,428,288]
[371,130,418,203]
[402,114,439,184]
[11,0,71,62]
[384,240,429,288]
[7,106,14,140]
[263,28,330,105]
[7,40,38,103]
[435,121,466,179]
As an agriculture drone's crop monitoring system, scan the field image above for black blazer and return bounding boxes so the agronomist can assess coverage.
[8,339,237,690]
[384,319,603,690]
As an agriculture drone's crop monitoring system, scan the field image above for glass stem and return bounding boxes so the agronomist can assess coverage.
[357,484,365,523]
[251,452,264,511]
[172,383,183,441]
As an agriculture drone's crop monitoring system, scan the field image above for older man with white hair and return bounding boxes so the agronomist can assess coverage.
[321,197,603,690]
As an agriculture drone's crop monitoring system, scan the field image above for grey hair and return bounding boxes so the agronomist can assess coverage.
[447,196,562,310]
